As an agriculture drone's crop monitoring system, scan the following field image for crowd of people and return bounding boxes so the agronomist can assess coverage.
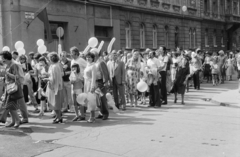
[0,45,239,128]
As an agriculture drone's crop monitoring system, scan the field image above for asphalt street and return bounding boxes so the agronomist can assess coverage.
[0,80,240,157]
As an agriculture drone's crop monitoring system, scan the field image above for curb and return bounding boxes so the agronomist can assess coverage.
[210,99,240,108]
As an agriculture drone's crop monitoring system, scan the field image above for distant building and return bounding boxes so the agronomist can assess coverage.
[0,0,239,54]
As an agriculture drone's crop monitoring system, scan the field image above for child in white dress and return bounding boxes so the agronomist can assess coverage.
[69,63,85,121]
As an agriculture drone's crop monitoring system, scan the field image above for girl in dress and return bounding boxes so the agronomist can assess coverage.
[84,52,97,123]
[70,63,85,121]
[225,53,235,81]
[211,57,219,86]
[203,52,212,83]
[37,57,49,116]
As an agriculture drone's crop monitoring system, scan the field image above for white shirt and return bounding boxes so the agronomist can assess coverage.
[147,57,160,70]
[71,57,87,77]
[158,55,168,71]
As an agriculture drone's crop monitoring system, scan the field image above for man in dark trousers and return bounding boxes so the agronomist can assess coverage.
[91,49,111,120]
[107,50,126,110]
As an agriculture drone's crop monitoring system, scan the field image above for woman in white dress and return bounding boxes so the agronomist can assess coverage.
[84,52,97,123]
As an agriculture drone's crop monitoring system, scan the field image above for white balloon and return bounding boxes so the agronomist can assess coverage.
[137,80,148,92]
[38,45,47,54]
[2,46,10,51]
[182,6,187,12]
[76,93,87,105]
[88,37,98,48]
[17,48,26,55]
[15,41,24,50]
[36,39,44,47]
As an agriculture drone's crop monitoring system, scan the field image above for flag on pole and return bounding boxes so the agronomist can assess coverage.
[37,8,53,43]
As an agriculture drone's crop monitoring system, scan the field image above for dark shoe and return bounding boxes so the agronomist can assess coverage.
[154,106,160,108]
[20,119,29,124]
[14,122,20,129]
[102,116,108,120]
[78,117,86,121]
[32,108,40,113]
[147,105,154,107]
[162,102,168,105]
[62,109,68,113]
[72,116,79,122]
[0,120,6,124]
[182,102,185,105]
[174,99,177,103]
[53,119,63,124]
[121,107,126,111]
[96,115,103,119]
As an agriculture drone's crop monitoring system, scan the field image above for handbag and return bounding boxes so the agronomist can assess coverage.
[6,76,18,95]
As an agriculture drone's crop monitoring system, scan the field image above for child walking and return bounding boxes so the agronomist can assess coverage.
[69,63,85,121]
[211,57,219,86]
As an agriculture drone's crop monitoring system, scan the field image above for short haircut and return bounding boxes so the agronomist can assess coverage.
[85,52,95,61]
[70,46,79,56]
[12,51,18,56]
[19,54,27,60]
[0,51,12,60]
[48,52,59,63]
[102,51,108,56]
[71,63,80,73]
[38,56,48,65]
[34,53,42,60]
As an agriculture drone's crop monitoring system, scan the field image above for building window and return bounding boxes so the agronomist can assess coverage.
[227,0,231,14]
[204,0,210,12]
[212,0,218,14]
[220,0,225,15]
[193,28,196,48]
[221,30,224,46]
[189,28,192,48]
[95,26,113,39]
[45,22,65,40]
[233,1,238,15]
[173,0,180,5]
[153,25,158,49]
[188,0,196,8]
[164,25,169,47]
[125,22,131,48]
[205,28,209,47]
[175,27,179,48]
[213,29,217,46]
[140,23,146,49]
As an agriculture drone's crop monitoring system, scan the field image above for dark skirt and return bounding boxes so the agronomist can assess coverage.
[173,83,186,95]
[204,64,211,76]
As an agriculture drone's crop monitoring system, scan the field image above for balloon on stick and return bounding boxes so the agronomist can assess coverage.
[17,48,26,55]
[83,37,99,55]
[137,80,148,92]
[97,41,104,53]
[107,37,116,53]
[15,41,24,50]
[36,39,44,46]
[88,37,98,48]
[2,46,10,51]
[38,45,47,54]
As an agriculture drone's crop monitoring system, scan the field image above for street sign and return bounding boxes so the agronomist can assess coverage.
[25,12,34,19]
[56,27,64,38]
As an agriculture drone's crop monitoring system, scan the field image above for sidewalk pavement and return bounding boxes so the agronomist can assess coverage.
[211,89,240,107]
